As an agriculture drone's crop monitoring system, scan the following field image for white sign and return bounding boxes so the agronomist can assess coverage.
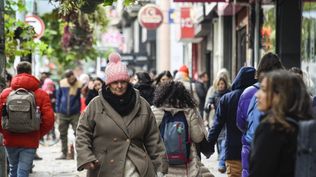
[25,15,45,39]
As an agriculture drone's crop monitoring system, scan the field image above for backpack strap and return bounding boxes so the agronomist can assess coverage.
[285,117,298,127]
[159,111,171,138]
[252,83,260,89]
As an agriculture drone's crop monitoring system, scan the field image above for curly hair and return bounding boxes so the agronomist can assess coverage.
[153,81,196,108]
[263,70,312,131]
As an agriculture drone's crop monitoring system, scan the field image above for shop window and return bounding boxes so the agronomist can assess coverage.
[302,2,316,95]
[261,4,276,53]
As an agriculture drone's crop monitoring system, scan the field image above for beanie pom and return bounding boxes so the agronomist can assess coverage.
[109,52,121,63]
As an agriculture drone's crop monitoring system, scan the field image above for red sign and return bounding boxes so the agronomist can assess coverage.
[174,0,225,2]
[180,7,194,39]
[138,4,163,30]
[25,15,45,39]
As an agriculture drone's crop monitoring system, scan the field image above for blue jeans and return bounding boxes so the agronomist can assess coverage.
[5,147,36,177]
[217,138,226,169]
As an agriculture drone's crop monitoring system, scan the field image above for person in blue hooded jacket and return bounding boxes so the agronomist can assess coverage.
[236,52,284,177]
[207,66,256,177]
[56,70,82,159]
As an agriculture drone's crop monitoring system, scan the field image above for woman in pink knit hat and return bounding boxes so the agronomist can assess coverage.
[76,52,168,177]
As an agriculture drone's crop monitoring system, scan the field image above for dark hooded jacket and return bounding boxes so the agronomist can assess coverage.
[207,67,256,160]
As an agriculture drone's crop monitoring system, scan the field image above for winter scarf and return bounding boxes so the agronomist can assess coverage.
[102,84,136,117]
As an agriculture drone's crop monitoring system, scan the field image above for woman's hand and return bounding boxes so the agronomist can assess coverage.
[210,104,215,110]
[203,120,209,127]
[82,160,99,170]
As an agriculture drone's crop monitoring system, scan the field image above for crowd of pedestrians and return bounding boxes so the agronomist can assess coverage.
[0,51,315,177]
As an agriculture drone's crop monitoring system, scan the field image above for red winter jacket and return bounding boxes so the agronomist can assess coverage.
[0,73,54,148]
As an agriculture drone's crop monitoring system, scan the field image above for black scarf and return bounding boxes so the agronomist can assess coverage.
[102,84,136,117]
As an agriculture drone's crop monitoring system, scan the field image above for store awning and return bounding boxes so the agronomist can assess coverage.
[217,3,243,16]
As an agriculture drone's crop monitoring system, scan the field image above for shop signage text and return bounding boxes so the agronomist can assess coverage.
[138,4,163,30]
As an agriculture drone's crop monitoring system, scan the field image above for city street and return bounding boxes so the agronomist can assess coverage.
[30,129,227,177]
[0,1,313,177]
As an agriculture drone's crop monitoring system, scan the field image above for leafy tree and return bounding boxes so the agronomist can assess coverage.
[41,3,109,70]
[4,0,48,65]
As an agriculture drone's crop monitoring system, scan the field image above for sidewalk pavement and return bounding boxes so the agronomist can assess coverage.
[30,129,227,177]
[30,128,86,177]
[31,143,226,177]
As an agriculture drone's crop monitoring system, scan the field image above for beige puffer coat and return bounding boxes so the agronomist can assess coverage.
[151,106,214,177]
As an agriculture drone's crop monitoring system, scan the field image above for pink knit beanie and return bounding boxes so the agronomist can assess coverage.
[105,52,129,85]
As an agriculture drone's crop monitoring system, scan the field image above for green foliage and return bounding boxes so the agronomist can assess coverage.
[4,0,49,65]
[42,0,135,68]
[4,0,26,16]
[54,0,136,14]
[40,5,108,68]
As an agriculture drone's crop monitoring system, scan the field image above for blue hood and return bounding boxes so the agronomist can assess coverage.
[231,67,257,90]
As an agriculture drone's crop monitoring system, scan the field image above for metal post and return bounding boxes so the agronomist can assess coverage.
[232,0,237,77]
[254,0,261,67]
[276,0,302,68]
[0,1,7,176]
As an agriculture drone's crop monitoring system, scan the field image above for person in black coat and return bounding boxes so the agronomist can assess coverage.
[85,77,105,106]
[249,70,313,177]
[133,72,155,105]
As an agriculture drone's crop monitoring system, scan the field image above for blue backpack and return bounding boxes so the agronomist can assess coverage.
[159,111,191,165]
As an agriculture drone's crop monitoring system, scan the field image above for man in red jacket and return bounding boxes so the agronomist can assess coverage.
[0,61,54,177]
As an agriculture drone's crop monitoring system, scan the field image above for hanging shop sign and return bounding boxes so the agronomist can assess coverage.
[180,7,194,39]
[25,15,45,39]
[138,4,163,30]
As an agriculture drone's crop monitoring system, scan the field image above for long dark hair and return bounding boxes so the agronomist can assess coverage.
[154,70,173,85]
[153,81,196,108]
[263,70,312,131]
[135,72,153,85]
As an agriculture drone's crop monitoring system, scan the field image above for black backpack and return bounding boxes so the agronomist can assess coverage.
[286,117,316,177]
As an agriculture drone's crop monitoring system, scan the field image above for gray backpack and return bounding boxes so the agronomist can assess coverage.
[287,118,316,177]
[2,88,41,133]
